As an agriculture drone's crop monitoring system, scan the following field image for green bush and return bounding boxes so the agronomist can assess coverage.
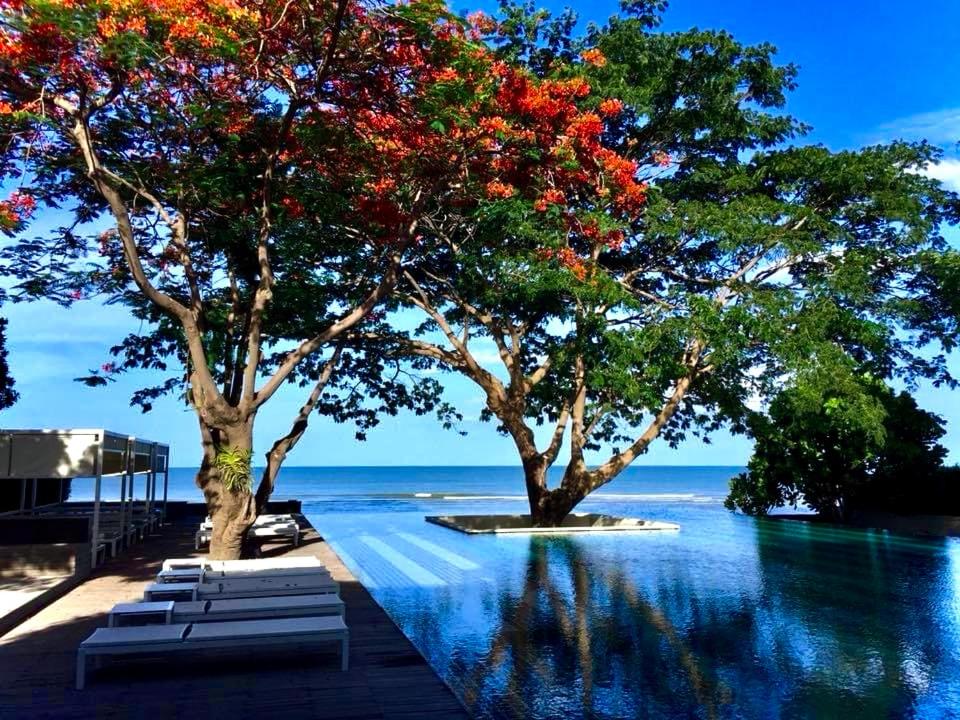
[725,375,949,520]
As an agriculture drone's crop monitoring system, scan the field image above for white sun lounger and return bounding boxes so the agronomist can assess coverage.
[109,594,344,627]
[196,514,297,533]
[194,521,300,550]
[157,564,330,584]
[156,567,206,584]
[195,575,339,600]
[144,575,339,602]
[162,556,324,572]
[76,616,349,688]
[173,594,345,622]
[143,582,198,601]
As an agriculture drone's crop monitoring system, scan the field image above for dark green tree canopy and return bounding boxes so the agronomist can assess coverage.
[725,372,950,520]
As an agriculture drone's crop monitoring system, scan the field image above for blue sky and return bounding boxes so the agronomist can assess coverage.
[2,0,960,468]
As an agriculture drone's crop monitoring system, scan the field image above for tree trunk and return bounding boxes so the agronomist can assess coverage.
[526,464,590,527]
[523,459,551,525]
[525,465,584,527]
[532,489,582,526]
[196,418,258,560]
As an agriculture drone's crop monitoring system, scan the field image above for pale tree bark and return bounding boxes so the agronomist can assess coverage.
[196,415,258,560]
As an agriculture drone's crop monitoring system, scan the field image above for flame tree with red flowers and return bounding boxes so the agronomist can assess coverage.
[362,2,960,526]
[0,0,521,557]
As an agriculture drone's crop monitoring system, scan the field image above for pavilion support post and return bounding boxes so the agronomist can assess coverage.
[29,478,37,511]
[91,440,103,570]
[18,478,25,513]
[162,456,169,524]
[120,440,130,547]
[146,444,156,521]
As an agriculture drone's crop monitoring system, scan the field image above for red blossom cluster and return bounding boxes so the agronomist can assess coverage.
[577,218,625,250]
[598,98,623,117]
[580,48,606,67]
[465,10,497,39]
[0,0,645,282]
[534,188,566,211]
[539,247,588,280]
[0,0,258,110]
[280,196,304,218]
[0,191,35,231]
[486,181,515,199]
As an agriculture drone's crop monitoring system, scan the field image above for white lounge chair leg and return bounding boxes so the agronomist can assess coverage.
[76,649,86,690]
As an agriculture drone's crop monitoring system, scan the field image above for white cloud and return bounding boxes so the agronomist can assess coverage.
[872,107,960,147]
[919,158,960,192]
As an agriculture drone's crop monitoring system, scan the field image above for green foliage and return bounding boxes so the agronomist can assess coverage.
[0,316,17,410]
[391,0,960,512]
[725,375,949,520]
[213,445,254,493]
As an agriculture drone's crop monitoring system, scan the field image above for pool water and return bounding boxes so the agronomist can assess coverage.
[302,481,960,719]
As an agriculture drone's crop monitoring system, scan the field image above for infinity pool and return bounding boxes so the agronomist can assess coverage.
[305,488,960,719]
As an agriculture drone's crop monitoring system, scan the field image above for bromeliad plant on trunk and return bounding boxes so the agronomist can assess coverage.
[0,0,491,557]
[368,2,960,526]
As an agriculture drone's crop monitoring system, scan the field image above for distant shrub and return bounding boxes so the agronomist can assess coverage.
[726,374,950,520]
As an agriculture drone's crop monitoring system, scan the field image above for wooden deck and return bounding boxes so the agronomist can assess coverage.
[0,517,470,719]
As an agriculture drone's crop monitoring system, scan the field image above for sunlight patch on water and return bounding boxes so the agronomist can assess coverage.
[359,535,446,587]
[395,532,481,570]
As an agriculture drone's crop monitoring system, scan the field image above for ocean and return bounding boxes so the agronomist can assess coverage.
[119,464,744,505]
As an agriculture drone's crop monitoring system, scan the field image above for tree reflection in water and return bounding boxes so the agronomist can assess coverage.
[429,524,959,720]
[748,519,955,719]
[459,536,728,719]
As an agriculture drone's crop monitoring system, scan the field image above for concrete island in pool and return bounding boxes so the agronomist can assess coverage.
[425,512,681,535]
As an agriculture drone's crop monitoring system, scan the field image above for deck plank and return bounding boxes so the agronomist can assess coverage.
[0,515,470,719]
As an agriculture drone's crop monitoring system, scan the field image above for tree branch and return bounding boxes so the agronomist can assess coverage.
[254,343,344,510]
[253,255,403,409]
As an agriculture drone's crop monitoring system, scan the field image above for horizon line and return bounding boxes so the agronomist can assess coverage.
[166,463,747,469]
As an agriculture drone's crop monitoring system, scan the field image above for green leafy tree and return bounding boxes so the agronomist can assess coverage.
[369,1,960,525]
[725,373,948,520]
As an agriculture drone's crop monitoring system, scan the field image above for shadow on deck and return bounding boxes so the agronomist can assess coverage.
[0,516,469,719]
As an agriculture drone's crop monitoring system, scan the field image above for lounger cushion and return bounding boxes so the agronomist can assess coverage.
[173,600,208,616]
[248,525,298,536]
[145,581,197,595]
[201,577,333,593]
[184,616,346,642]
[208,594,342,613]
[162,558,205,571]
[162,556,323,572]
[196,579,338,600]
[81,624,189,648]
[209,567,330,581]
